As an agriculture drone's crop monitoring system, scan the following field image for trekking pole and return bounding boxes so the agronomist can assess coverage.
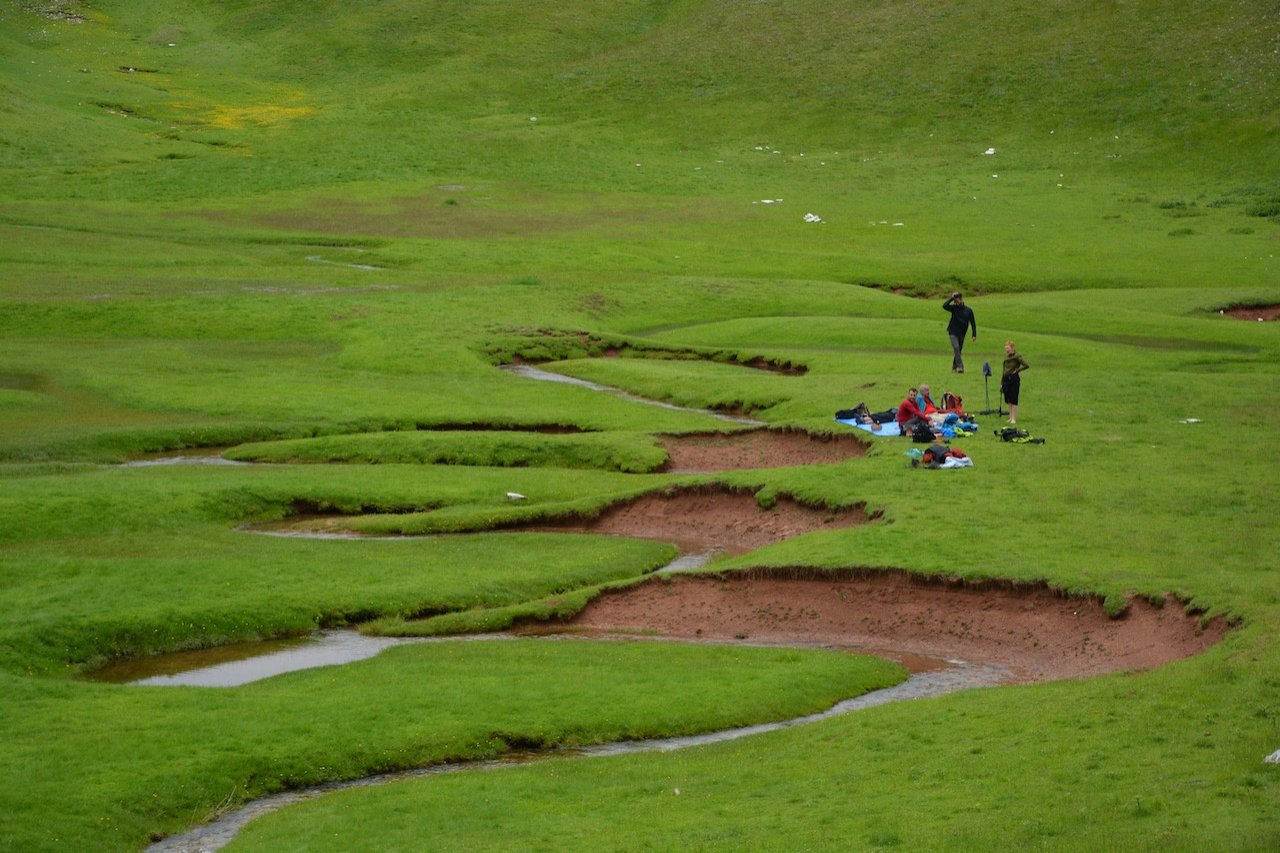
[981,361,991,413]
[979,361,1002,415]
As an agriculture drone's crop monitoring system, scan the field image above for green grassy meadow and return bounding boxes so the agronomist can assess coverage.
[1,1,1279,850]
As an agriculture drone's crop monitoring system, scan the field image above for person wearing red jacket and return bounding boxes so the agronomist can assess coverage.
[896,387,926,431]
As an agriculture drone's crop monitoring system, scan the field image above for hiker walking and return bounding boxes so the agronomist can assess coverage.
[1001,340,1029,424]
[942,292,977,373]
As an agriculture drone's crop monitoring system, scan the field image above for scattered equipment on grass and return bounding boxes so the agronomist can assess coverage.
[994,427,1045,444]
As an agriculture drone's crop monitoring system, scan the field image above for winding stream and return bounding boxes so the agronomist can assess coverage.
[148,657,1009,853]
[89,551,720,687]
[501,363,767,426]
[126,360,1019,849]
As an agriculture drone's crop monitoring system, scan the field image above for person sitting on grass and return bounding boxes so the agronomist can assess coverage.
[917,383,966,427]
[896,387,925,432]
[916,384,939,418]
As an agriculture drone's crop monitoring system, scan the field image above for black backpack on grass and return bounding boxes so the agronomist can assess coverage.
[835,402,871,421]
[995,426,1045,444]
[912,421,936,443]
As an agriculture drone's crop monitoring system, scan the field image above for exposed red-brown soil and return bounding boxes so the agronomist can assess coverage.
[659,430,867,472]
[1223,303,1280,321]
[253,424,1226,686]
[527,487,870,553]
[562,569,1226,684]
[517,475,1225,685]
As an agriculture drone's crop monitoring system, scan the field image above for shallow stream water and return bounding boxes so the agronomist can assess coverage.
[123,363,1013,849]
[86,631,431,687]
[501,364,766,426]
[118,451,248,467]
[148,657,1009,853]
[86,551,718,686]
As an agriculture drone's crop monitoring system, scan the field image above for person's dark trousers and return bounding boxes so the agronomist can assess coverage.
[949,333,965,372]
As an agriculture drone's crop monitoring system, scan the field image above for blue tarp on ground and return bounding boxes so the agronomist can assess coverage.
[837,416,980,439]
[836,418,902,437]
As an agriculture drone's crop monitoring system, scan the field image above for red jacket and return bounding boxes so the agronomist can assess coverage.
[896,395,925,429]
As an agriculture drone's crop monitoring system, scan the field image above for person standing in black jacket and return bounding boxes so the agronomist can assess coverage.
[942,292,977,373]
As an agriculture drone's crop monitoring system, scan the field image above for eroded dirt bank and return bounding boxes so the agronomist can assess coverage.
[561,569,1226,683]
[660,430,867,472]
[1223,303,1280,321]
[525,488,871,553]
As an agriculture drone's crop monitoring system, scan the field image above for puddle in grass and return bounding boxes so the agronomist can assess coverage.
[85,631,430,687]
[118,448,249,468]
[89,551,718,688]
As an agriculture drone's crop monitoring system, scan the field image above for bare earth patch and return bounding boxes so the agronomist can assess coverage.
[527,487,870,553]
[660,430,867,472]
[523,485,1225,684]
[1223,303,1280,321]
[248,427,1223,686]
[562,570,1225,684]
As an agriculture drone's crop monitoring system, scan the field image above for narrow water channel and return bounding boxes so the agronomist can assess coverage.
[118,453,249,468]
[501,363,766,426]
[86,552,718,687]
[86,631,432,688]
[127,360,1010,850]
[148,657,1009,853]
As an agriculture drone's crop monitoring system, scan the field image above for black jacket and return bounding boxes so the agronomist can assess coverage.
[943,297,976,337]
